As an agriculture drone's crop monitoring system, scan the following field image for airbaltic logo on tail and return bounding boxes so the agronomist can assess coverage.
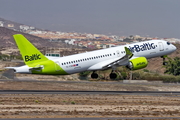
[128,42,156,53]
[24,54,41,62]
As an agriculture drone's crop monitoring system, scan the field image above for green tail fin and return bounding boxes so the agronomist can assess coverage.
[13,34,48,65]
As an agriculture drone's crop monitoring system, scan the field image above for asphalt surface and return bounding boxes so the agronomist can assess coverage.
[0,90,179,96]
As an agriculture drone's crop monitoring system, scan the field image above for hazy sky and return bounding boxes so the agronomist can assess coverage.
[0,0,180,38]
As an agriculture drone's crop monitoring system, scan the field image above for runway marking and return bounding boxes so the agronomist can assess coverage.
[0,90,180,96]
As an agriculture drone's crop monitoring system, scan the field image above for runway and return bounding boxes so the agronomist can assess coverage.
[0,81,180,119]
[0,90,180,96]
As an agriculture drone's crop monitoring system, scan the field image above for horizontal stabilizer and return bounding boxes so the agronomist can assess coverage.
[5,67,18,69]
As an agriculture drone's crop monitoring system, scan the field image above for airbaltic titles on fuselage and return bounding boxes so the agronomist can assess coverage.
[128,42,156,53]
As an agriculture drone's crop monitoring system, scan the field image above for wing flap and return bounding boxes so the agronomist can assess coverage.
[87,47,133,71]
[88,55,129,71]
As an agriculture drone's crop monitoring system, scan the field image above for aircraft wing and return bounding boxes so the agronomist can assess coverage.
[87,47,133,70]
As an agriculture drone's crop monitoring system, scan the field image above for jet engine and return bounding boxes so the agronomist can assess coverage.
[127,57,148,70]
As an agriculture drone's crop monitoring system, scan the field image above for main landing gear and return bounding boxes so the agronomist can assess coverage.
[91,70,117,79]
[91,71,98,79]
[109,70,117,79]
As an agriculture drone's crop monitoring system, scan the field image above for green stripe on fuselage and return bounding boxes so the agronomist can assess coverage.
[31,60,68,75]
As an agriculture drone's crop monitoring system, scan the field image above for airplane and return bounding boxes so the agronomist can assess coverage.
[6,34,176,79]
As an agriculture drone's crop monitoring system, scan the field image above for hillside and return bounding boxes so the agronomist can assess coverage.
[0,27,58,48]
[146,44,180,74]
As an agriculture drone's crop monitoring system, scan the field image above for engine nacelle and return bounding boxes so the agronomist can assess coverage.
[127,57,148,70]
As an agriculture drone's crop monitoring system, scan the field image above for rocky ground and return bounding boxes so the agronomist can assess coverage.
[0,81,180,119]
[0,94,180,119]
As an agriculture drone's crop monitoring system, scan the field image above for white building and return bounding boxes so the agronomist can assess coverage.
[20,25,30,31]
[65,39,76,45]
[0,21,4,27]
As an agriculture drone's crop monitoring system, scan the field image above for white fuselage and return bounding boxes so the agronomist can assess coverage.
[52,40,176,74]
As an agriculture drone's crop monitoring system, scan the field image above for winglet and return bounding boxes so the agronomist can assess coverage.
[125,47,133,59]
[13,34,48,66]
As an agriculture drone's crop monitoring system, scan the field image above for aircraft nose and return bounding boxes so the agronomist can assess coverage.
[172,45,177,51]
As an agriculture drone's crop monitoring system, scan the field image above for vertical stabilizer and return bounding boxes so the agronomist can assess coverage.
[13,34,48,65]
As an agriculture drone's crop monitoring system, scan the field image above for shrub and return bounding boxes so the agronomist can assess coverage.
[132,72,141,80]
[71,101,75,104]
[143,69,149,72]
[162,75,178,83]
[79,71,91,77]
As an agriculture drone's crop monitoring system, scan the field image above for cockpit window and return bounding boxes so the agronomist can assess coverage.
[167,42,171,45]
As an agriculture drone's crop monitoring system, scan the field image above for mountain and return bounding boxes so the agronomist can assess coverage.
[0,18,79,49]
[0,27,57,48]
[0,17,42,31]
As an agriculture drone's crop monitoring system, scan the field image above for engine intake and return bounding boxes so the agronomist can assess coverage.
[127,57,148,70]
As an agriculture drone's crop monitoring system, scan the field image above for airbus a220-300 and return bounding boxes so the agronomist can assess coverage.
[6,34,176,79]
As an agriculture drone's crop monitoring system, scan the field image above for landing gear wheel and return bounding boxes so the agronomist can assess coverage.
[91,73,98,79]
[161,56,167,65]
[110,73,117,79]
[163,61,168,65]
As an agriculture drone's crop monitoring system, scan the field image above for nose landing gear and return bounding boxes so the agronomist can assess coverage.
[161,55,168,65]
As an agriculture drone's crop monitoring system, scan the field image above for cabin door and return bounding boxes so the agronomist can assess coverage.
[158,42,164,51]
[116,50,121,57]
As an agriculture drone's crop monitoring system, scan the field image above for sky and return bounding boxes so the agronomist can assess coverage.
[0,0,180,38]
